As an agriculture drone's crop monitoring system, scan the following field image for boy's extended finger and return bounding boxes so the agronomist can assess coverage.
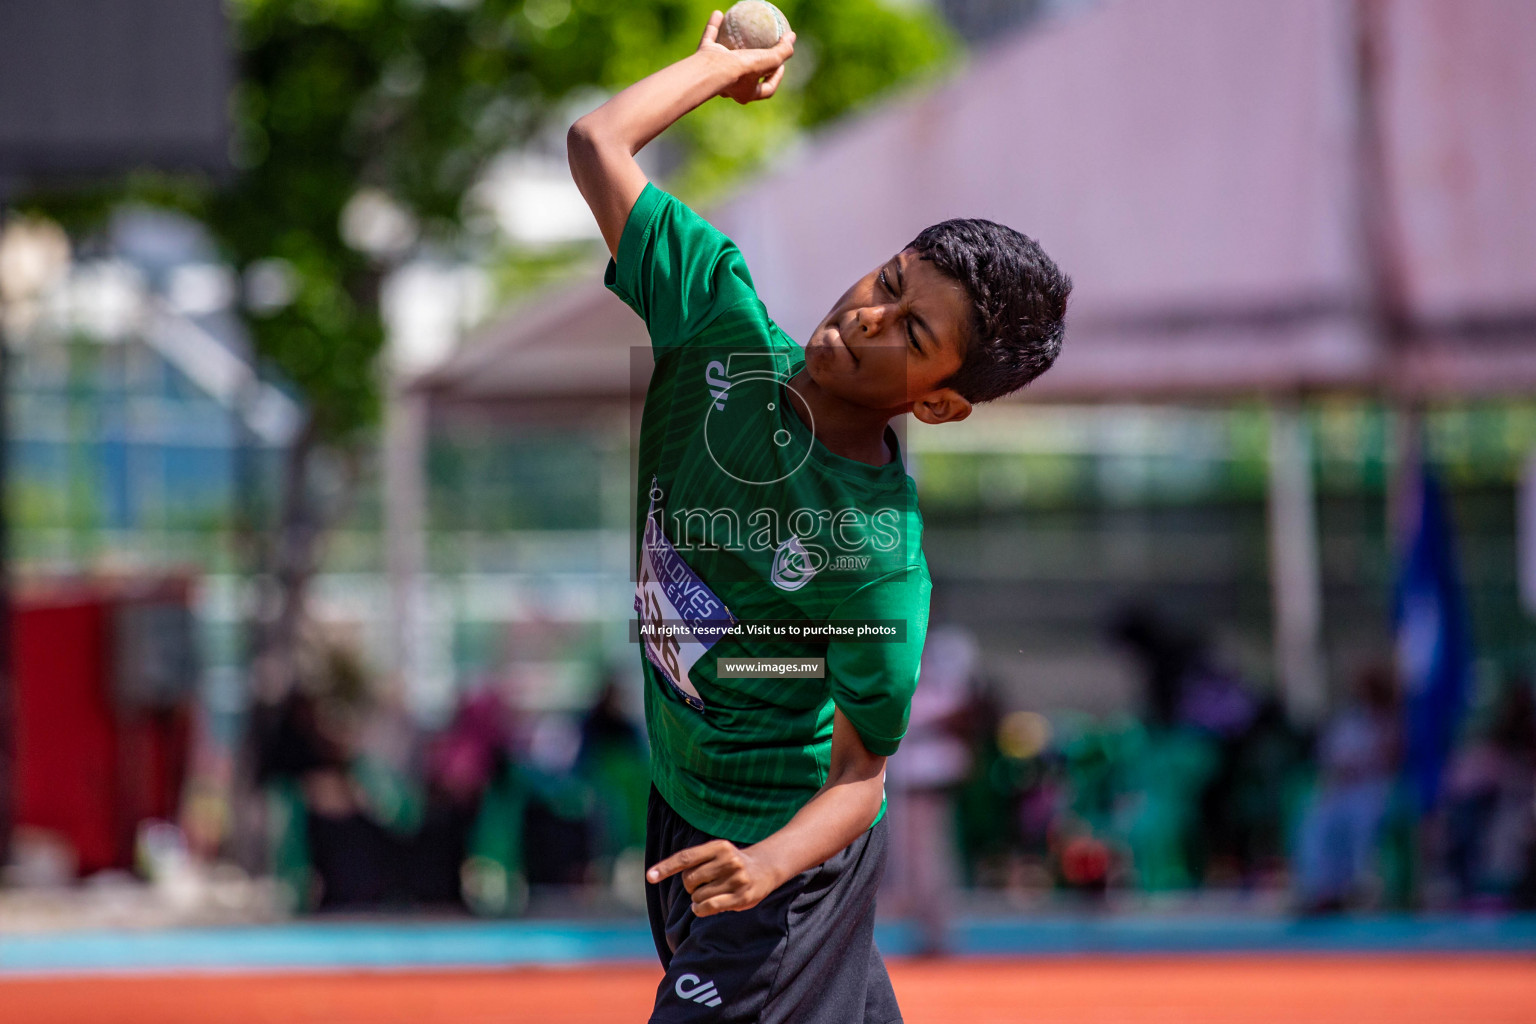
[699,10,723,47]
[647,842,716,883]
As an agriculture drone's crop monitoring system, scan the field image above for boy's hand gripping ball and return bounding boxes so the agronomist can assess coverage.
[720,1,791,50]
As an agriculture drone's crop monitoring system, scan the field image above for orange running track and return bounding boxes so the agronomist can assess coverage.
[3,957,1534,1024]
[9,964,1536,1024]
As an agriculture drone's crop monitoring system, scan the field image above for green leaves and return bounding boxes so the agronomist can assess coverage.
[28,0,958,442]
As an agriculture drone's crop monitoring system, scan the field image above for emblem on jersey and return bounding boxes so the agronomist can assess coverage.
[771,535,818,591]
[675,973,724,1008]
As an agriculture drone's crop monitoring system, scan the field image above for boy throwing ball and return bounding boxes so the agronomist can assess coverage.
[568,11,1069,1022]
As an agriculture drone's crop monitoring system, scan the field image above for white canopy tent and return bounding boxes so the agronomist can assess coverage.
[404,0,1536,719]
[416,0,1536,408]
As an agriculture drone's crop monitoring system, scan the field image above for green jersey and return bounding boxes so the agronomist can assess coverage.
[606,183,931,843]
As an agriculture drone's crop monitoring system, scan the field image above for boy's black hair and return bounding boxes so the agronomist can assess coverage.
[906,219,1071,404]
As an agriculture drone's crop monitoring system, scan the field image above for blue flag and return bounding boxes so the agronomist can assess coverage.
[1394,466,1473,813]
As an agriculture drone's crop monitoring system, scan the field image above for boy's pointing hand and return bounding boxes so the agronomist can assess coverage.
[648,838,785,916]
[697,10,796,106]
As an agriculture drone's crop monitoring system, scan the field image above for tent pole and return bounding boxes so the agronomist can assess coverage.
[1354,0,1419,546]
[1387,403,1422,554]
[1268,401,1327,724]
[384,385,428,714]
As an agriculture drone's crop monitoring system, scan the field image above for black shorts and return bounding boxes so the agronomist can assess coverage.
[645,787,902,1024]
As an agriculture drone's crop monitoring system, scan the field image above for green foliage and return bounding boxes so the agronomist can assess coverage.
[488,0,959,303]
[550,0,961,201]
[27,0,959,440]
[491,239,600,305]
[787,1,960,126]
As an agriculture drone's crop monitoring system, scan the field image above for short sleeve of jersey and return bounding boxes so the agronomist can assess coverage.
[825,565,932,757]
[604,182,760,353]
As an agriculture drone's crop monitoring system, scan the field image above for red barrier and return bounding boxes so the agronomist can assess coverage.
[12,578,194,875]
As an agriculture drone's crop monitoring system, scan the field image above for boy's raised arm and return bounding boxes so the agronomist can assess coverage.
[567,10,795,258]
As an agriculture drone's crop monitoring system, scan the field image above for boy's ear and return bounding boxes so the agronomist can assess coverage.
[912,387,972,425]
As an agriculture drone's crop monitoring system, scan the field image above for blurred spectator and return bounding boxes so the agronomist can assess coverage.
[1112,607,1277,890]
[1110,605,1204,729]
[426,689,512,806]
[952,680,1028,887]
[254,692,406,910]
[417,689,515,908]
[1442,675,1536,908]
[519,714,595,889]
[886,627,977,954]
[1294,663,1401,912]
[252,634,411,911]
[1223,695,1312,887]
[1114,721,1219,892]
[1179,662,1261,886]
[461,693,597,913]
[575,674,650,879]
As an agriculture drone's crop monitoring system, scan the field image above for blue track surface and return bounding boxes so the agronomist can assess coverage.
[3,915,1534,976]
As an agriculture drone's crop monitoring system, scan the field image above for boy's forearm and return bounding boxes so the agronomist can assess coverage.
[568,50,737,255]
[744,759,886,891]
[647,708,888,916]
[575,50,736,158]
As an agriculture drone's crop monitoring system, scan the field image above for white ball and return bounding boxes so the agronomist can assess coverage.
[720,1,790,51]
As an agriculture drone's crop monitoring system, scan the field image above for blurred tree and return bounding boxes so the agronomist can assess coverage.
[24,0,958,712]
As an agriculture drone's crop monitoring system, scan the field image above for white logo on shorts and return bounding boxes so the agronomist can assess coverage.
[675,973,724,1008]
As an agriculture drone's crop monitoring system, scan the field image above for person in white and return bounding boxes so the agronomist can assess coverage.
[885,626,978,954]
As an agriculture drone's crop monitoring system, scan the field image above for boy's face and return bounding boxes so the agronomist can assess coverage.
[804,248,973,425]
